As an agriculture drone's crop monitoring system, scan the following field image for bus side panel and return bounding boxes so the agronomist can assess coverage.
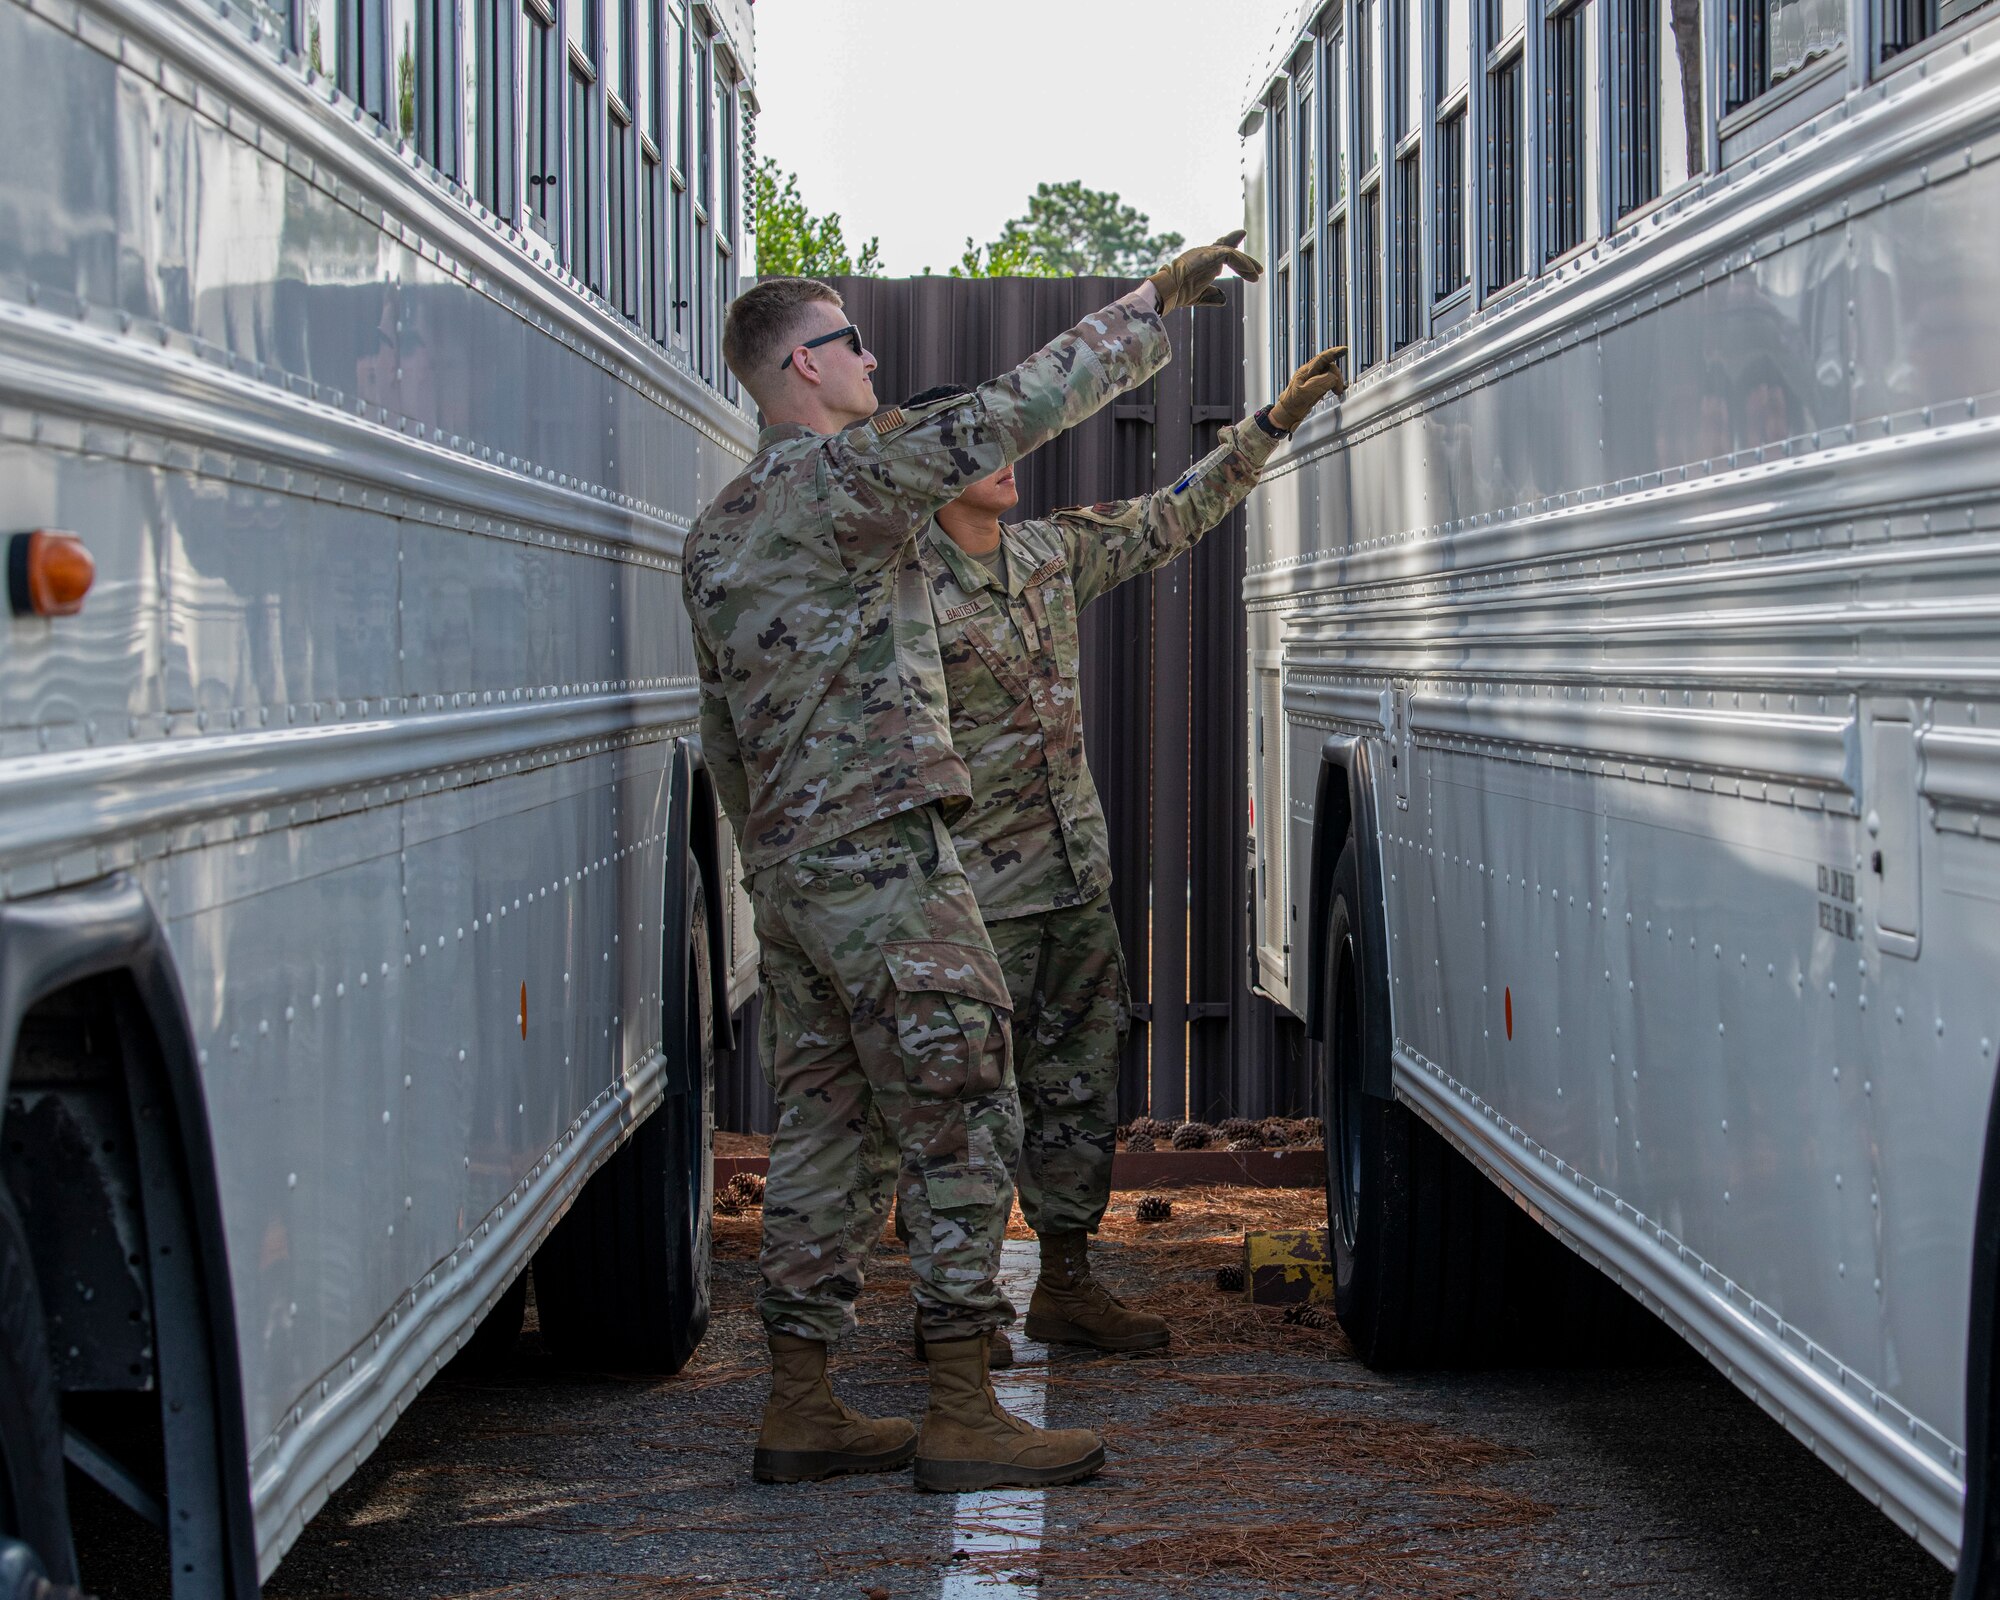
[1250,15,2000,1555]
[0,0,754,1567]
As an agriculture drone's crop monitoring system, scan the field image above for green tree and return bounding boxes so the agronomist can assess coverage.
[753,159,882,278]
[949,230,1053,279]
[955,181,1184,279]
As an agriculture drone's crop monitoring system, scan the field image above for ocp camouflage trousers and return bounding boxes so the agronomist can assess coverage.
[986,894,1128,1235]
[854,892,1128,1252]
[750,804,1022,1345]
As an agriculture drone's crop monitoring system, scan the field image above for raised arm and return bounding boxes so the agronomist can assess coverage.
[823,237,1262,557]
[821,288,1166,552]
[1060,344,1349,608]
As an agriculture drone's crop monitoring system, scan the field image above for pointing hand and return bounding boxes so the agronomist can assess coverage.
[1147,231,1264,313]
[1268,345,1349,432]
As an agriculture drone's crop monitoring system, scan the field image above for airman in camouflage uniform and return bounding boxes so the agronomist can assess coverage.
[686,238,1261,1491]
[862,344,1353,1354]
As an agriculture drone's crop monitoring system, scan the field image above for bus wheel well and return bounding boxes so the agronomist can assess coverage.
[1306,736,1393,1100]
[0,879,257,1598]
[681,745,736,1056]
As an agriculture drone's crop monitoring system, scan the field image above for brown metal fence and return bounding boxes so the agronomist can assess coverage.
[712,275,1312,1136]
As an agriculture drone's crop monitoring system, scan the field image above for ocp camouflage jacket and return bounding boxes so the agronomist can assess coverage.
[684,298,1170,872]
[921,413,1280,920]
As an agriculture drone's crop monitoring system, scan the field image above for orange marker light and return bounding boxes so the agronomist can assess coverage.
[7,531,95,618]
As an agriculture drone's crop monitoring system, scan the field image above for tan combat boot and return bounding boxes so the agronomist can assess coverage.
[912,1321,1015,1369]
[912,1336,1106,1492]
[751,1335,918,1483]
[1024,1229,1171,1353]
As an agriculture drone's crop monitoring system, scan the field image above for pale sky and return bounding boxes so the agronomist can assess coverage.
[751,0,1298,277]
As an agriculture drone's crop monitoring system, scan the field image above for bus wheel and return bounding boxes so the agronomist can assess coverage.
[1320,837,1505,1368]
[536,868,714,1374]
[0,1185,78,1588]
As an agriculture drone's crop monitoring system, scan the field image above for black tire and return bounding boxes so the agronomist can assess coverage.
[1320,837,1539,1368]
[0,1184,78,1585]
[535,868,714,1373]
[443,1269,529,1379]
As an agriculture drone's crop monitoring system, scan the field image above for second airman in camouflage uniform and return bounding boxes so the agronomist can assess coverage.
[866,344,1352,1354]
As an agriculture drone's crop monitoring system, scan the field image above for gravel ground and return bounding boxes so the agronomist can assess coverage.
[73,1186,1952,1599]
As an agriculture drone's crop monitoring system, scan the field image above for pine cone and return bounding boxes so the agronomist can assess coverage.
[1283,1301,1334,1329]
[1228,1137,1261,1152]
[1125,1130,1156,1153]
[1127,1116,1165,1141]
[1218,1117,1260,1142]
[715,1170,766,1215]
[1214,1262,1246,1293]
[1171,1121,1214,1151]
[1135,1194,1173,1223]
[1258,1117,1291,1148]
[1299,1117,1325,1145]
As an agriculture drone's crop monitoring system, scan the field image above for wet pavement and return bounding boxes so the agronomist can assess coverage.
[75,1186,1953,1599]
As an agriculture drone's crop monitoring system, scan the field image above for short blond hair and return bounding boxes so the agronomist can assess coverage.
[723,277,844,384]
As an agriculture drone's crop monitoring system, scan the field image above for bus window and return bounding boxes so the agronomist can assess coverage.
[467,0,517,218]
[1612,0,1704,217]
[610,100,636,317]
[568,45,602,290]
[1883,0,1992,57]
[1296,48,1318,365]
[1392,146,1421,347]
[1356,181,1381,368]
[1354,0,1383,369]
[1661,0,1704,186]
[1434,0,1471,301]
[715,52,738,401]
[1484,43,1523,289]
[297,0,338,78]
[1269,85,1289,379]
[524,0,558,244]
[414,0,458,178]
[339,0,389,124]
[1544,0,1600,260]
[1320,17,1348,351]
[388,0,415,140]
[1725,0,1842,109]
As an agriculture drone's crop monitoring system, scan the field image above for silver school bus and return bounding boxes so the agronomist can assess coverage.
[1243,0,2000,1578]
[0,0,758,1588]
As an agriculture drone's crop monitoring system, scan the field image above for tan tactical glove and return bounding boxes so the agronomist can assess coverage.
[1267,345,1349,432]
[1147,230,1264,313]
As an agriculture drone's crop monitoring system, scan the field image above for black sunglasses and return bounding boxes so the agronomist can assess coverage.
[781,324,863,370]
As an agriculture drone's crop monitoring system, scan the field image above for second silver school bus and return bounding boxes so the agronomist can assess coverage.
[0,0,756,1590]
[1242,0,2000,1580]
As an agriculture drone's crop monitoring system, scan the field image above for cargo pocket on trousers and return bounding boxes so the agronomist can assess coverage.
[923,1159,1004,1218]
[880,939,1014,1099]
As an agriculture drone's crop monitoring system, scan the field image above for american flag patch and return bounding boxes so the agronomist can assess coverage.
[870,407,906,435]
